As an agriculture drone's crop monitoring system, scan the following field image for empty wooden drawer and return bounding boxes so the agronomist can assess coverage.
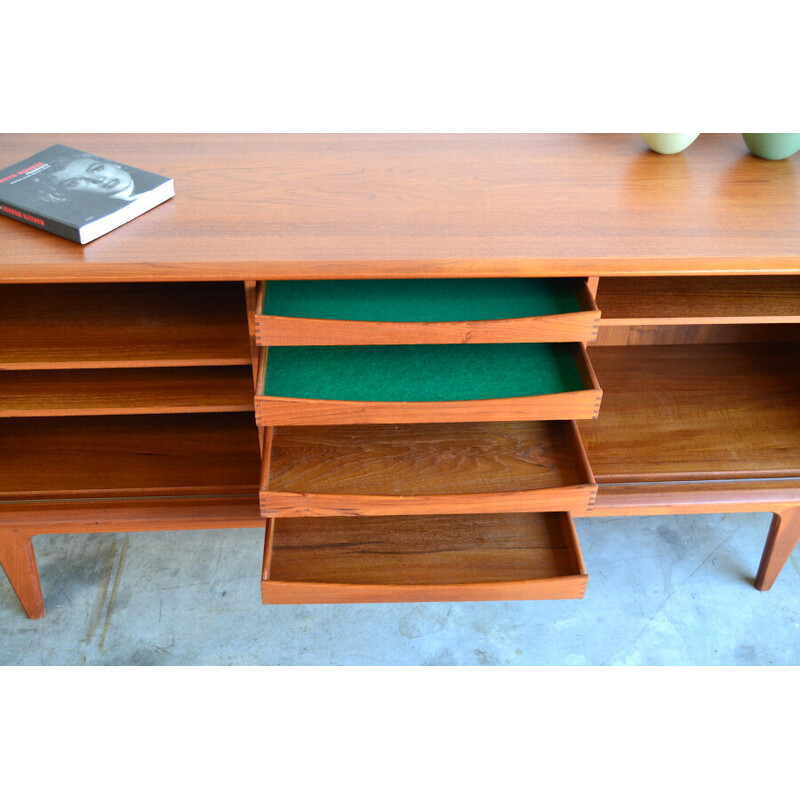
[260,419,596,517]
[261,512,588,603]
[255,278,600,345]
[255,342,601,426]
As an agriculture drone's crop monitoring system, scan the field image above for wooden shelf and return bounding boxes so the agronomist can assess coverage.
[0,412,261,500]
[0,282,252,369]
[261,420,595,516]
[255,343,601,425]
[0,366,255,417]
[261,512,588,604]
[256,278,600,345]
[596,276,800,326]
[578,343,800,483]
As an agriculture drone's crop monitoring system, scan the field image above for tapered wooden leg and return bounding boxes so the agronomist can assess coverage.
[0,530,45,619]
[755,507,800,591]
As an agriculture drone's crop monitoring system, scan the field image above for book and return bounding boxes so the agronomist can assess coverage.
[0,144,174,244]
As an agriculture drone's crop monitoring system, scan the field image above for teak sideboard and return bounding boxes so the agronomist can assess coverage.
[2,133,800,619]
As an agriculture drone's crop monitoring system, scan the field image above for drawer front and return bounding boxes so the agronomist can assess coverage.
[259,420,597,517]
[255,278,600,346]
[260,483,596,517]
[261,512,588,604]
[255,342,601,426]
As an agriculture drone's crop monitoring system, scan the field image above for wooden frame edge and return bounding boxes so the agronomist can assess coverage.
[255,389,601,426]
[261,574,588,604]
[259,484,595,517]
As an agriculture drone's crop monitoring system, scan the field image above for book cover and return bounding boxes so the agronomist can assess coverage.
[0,144,174,244]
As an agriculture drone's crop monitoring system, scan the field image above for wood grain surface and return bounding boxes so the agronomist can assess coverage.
[0,412,261,499]
[261,512,587,603]
[3,133,800,282]
[756,508,800,590]
[578,343,800,483]
[597,276,800,325]
[255,390,602,426]
[0,495,264,534]
[268,420,590,495]
[584,479,800,517]
[260,485,596,518]
[256,309,601,346]
[0,366,255,416]
[0,282,252,368]
[261,420,596,516]
[593,322,800,346]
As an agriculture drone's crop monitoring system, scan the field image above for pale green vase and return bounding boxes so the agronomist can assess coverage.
[640,133,700,154]
[742,133,800,160]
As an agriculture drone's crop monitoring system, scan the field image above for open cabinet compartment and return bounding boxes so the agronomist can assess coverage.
[595,276,800,327]
[0,282,252,370]
[578,341,800,485]
[0,413,261,500]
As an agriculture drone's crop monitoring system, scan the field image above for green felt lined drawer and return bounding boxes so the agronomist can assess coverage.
[255,342,602,425]
[255,278,600,345]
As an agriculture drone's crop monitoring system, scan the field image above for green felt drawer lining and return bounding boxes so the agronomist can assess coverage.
[262,279,583,322]
[263,344,585,402]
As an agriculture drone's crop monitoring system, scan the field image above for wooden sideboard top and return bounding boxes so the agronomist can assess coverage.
[2,133,800,282]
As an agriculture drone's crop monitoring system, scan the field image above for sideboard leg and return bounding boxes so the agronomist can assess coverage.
[755,507,800,591]
[0,530,46,619]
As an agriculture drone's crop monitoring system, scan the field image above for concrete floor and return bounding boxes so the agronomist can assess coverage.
[1,512,798,666]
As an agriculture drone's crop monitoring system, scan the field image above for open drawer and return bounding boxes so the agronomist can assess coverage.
[255,342,601,426]
[261,511,588,603]
[255,278,600,346]
[260,419,596,517]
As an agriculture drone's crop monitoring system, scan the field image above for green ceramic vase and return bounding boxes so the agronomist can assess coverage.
[640,133,700,154]
[741,133,800,160]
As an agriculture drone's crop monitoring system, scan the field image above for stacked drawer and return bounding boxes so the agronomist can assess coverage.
[250,278,602,603]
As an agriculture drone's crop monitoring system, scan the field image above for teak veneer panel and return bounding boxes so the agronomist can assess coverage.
[261,512,588,604]
[0,413,261,500]
[0,366,255,416]
[0,496,264,535]
[583,479,800,518]
[596,276,800,325]
[261,420,596,516]
[255,278,600,345]
[593,322,800,347]
[0,283,251,369]
[3,134,800,281]
[578,343,800,483]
